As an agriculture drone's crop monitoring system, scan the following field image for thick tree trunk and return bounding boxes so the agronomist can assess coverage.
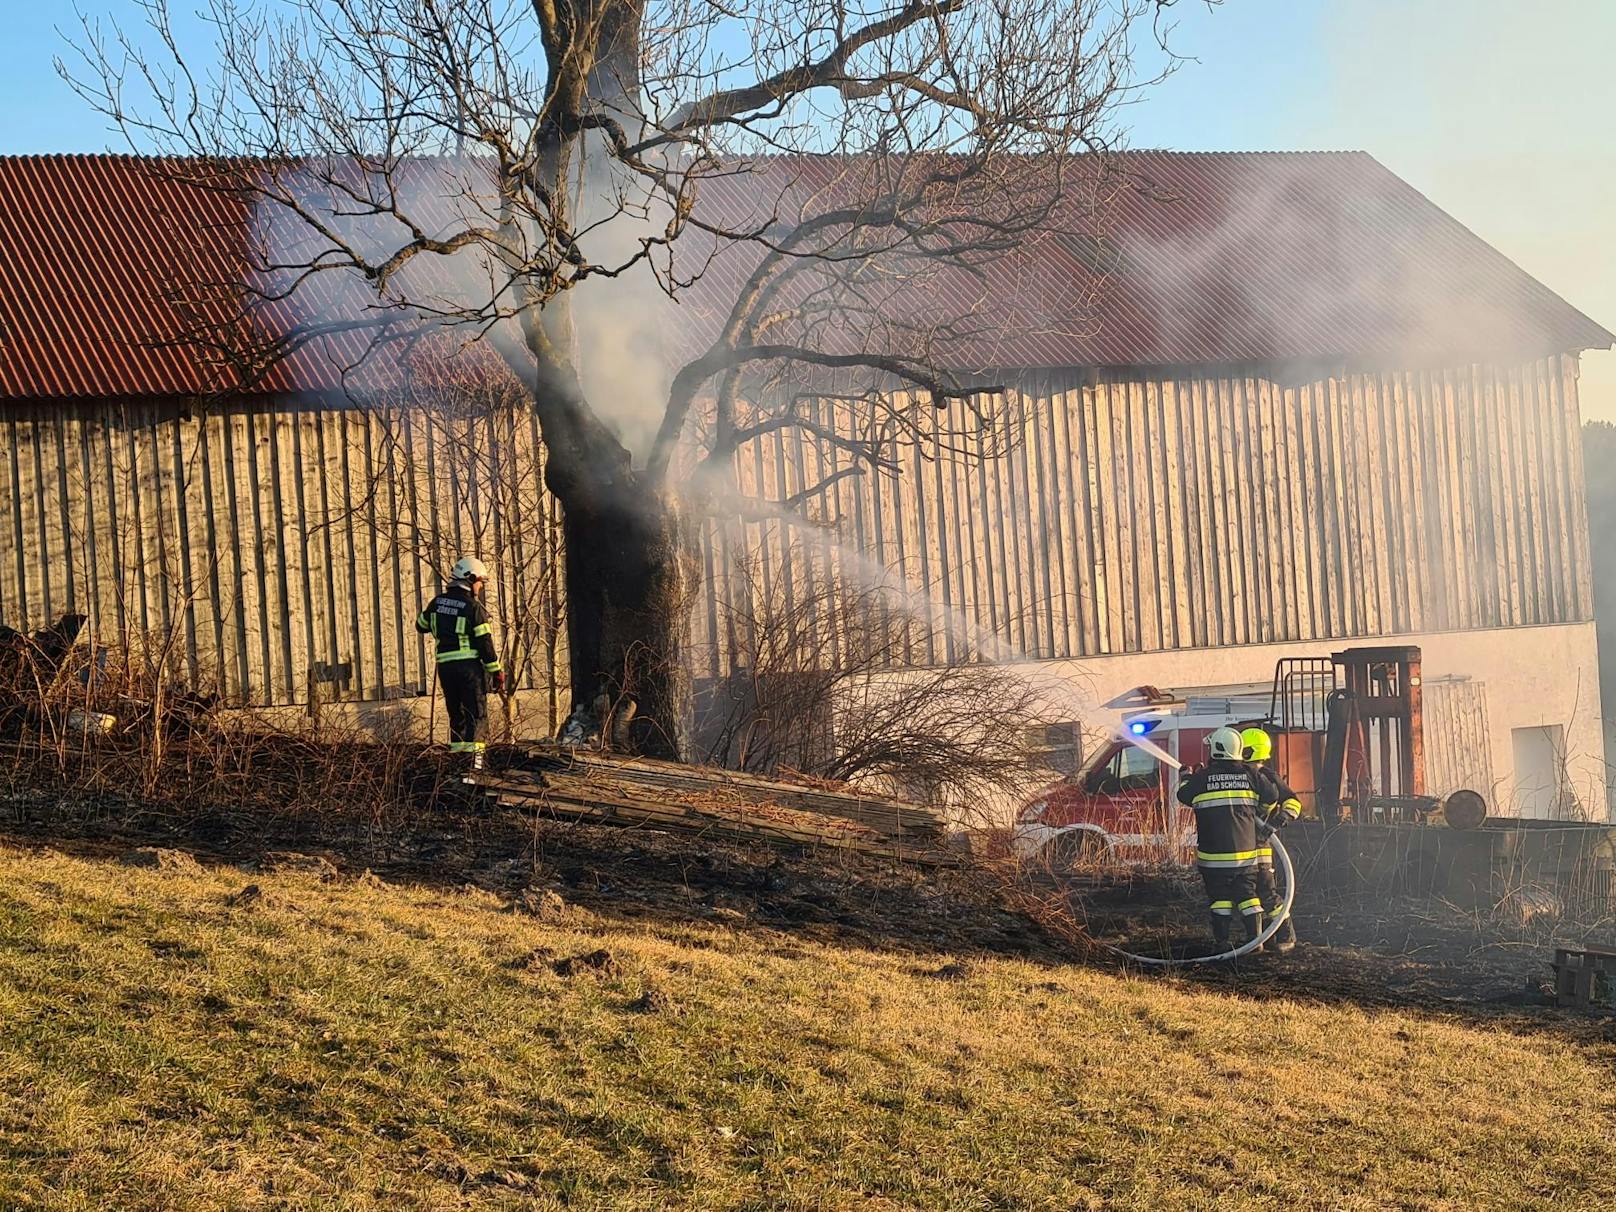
[561,487,701,759]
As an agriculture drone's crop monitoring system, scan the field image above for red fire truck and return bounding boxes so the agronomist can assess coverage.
[1011,646,1433,868]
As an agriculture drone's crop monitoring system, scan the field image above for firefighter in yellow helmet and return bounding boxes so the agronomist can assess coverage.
[1241,726,1302,951]
[1176,726,1288,951]
[415,556,504,771]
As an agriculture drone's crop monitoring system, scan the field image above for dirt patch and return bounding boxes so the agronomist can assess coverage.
[551,948,617,978]
[119,847,202,874]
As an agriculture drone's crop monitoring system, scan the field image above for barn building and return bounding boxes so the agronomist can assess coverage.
[0,152,1609,816]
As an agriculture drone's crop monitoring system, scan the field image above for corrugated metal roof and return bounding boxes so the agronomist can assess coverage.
[0,151,1608,401]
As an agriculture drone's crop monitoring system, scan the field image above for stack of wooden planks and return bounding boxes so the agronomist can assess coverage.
[471,746,957,865]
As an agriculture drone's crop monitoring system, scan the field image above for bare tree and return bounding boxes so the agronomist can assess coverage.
[64,0,1178,758]
[700,548,1059,817]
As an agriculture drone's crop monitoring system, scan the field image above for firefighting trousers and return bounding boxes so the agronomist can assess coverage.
[437,661,487,755]
[1256,859,1282,914]
[1199,867,1263,921]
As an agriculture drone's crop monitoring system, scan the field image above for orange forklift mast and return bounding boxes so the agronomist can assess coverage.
[1266,645,1431,825]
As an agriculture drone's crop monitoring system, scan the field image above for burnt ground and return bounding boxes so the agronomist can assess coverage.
[3,788,1613,1041]
[1068,863,1616,1037]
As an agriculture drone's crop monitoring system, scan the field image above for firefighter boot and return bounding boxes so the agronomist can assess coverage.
[1209,913,1232,950]
[1272,911,1297,952]
[1242,909,1267,952]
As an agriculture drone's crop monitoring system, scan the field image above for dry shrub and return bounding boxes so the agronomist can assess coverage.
[0,623,460,824]
[696,551,1063,824]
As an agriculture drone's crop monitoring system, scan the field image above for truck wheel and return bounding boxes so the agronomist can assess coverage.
[1044,830,1107,875]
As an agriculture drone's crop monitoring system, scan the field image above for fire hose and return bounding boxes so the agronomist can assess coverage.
[1104,831,1296,967]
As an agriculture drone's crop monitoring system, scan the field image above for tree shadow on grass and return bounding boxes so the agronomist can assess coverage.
[0,790,1065,965]
[3,791,1613,1046]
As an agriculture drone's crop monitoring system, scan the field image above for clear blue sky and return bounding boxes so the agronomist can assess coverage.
[9,0,1616,416]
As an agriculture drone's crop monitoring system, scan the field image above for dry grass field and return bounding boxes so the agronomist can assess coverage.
[0,843,1610,1211]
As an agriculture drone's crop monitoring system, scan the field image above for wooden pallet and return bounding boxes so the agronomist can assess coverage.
[1552,946,1616,1009]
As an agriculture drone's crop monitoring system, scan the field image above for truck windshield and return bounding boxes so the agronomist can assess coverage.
[1114,746,1160,783]
[1074,741,1162,792]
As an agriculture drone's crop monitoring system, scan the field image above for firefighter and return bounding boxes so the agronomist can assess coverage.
[415,556,504,771]
[1241,726,1303,951]
[1176,726,1287,951]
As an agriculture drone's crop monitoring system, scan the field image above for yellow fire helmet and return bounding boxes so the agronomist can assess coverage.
[1240,726,1273,763]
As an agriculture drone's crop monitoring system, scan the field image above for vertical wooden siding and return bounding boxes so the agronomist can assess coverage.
[0,398,565,722]
[693,354,1594,674]
[0,353,1591,706]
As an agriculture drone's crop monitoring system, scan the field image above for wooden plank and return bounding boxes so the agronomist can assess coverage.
[1528,359,1572,623]
[1227,376,1259,642]
[1347,372,1385,637]
[1271,374,1303,640]
[169,413,209,686]
[44,412,78,618]
[1045,377,1082,658]
[0,415,25,628]
[284,406,321,704]
[969,394,1004,649]
[1127,375,1162,651]
[1370,373,1412,635]
[193,411,235,699]
[1069,381,1103,655]
[71,415,104,645]
[12,412,45,629]
[314,407,357,704]
[890,395,924,663]
[1175,374,1209,650]
[1322,376,1359,637]
[1483,367,1524,627]
[231,408,274,702]
[1436,368,1473,631]
[257,408,297,701]
[1157,378,1192,650]
[1462,366,1501,629]
[1091,375,1125,654]
[1022,380,1055,658]
[377,408,413,694]
[354,409,391,699]
[1290,379,1326,640]
[1214,376,1249,645]
[1559,355,1596,619]
[950,396,989,658]
[1510,363,1549,626]
[986,390,1023,655]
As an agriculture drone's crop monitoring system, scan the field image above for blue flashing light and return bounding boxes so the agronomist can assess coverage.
[1128,717,1160,737]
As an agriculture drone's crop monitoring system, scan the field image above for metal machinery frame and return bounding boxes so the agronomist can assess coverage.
[1268,645,1429,824]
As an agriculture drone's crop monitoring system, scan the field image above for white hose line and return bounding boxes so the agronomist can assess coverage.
[1104,832,1296,968]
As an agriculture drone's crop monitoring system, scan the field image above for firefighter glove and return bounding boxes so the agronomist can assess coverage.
[489,671,506,693]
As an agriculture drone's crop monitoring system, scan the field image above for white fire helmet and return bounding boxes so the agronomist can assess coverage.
[1206,726,1244,761]
[450,555,489,584]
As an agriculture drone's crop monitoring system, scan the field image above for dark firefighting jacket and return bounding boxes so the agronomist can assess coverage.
[1176,759,1284,870]
[414,585,502,675]
[1254,765,1305,862]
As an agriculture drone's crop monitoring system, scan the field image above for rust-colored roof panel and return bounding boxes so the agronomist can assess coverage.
[0,151,1608,402]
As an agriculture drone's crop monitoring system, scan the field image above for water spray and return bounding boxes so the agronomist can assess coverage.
[709,484,1302,965]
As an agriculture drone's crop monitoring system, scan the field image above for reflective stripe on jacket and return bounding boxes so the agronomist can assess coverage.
[1176,759,1282,870]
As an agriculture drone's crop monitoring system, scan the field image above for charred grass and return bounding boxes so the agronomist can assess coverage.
[0,845,1611,1210]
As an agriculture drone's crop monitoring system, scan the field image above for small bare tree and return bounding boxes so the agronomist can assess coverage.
[698,549,1059,818]
[65,0,1182,758]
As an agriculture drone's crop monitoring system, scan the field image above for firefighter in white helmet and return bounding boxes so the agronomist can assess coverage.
[415,556,504,770]
[1176,726,1288,951]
